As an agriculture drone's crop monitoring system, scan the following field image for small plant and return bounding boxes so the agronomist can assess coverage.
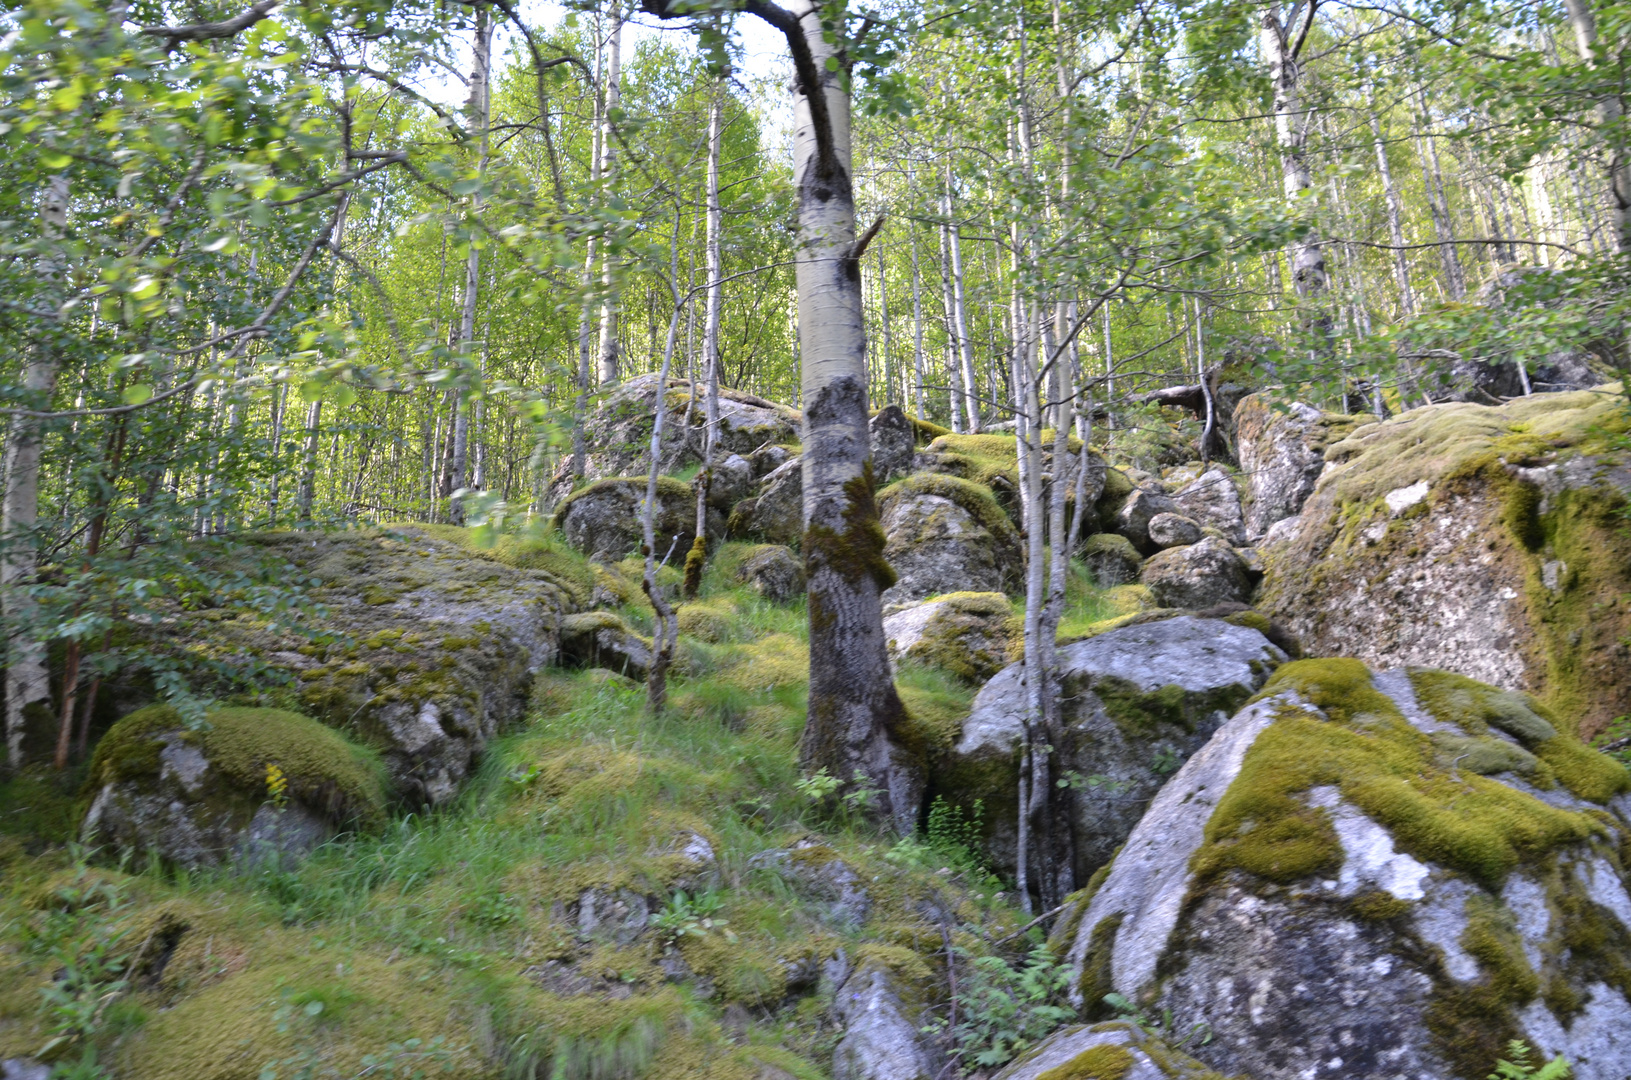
[1151,745,1182,775]
[464,892,521,928]
[930,944,1075,1068]
[27,862,137,1074]
[1057,770,1135,797]
[794,767,841,803]
[1102,992,1212,1050]
[1488,1041,1571,1080]
[505,763,542,789]
[648,890,733,946]
[265,762,289,809]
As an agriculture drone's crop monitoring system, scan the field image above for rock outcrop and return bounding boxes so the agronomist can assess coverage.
[556,477,717,563]
[548,374,800,498]
[1056,658,1631,1080]
[877,474,1022,607]
[1234,394,1370,539]
[870,405,918,483]
[1111,489,1181,554]
[1139,535,1253,609]
[558,612,653,682]
[1172,467,1248,545]
[1079,533,1143,587]
[883,592,1015,682]
[82,705,387,868]
[1145,512,1202,549]
[1257,386,1631,737]
[941,615,1286,886]
[731,456,803,546]
[733,543,805,601]
[164,529,576,805]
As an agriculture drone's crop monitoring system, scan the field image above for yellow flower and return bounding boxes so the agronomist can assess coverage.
[265,762,289,809]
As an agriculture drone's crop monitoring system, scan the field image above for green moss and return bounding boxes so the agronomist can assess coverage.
[892,593,1016,683]
[1037,1043,1135,1080]
[876,472,1019,547]
[90,705,387,831]
[1350,890,1413,921]
[677,598,739,643]
[907,415,951,443]
[552,476,694,533]
[1460,891,1539,1004]
[1411,669,1630,802]
[895,670,975,758]
[1196,660,1603,888]
[682,534,708,599]
[1076,913,1125,1018]
[1095,681,1190,739]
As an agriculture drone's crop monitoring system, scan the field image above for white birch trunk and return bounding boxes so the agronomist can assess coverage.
[596,9,625,386]
[450,3,492,522]
[1262,5,1327,299]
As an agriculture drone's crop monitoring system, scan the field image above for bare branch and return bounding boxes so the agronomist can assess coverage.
[141,0,281,46]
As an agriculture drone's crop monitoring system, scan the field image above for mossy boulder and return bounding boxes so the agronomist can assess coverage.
[882,592,1016,684]
[942,615,1286,890]
[558,612,653,682]
[1058,658,1631,1080]
[1234,394,1371,540]
[1145,513,1202,549]
[555,476,721,563]
[1139,536,1253,609]
[546,373,800,500]
[829,952,937,1080]
[877,474,1022,606]
[733,543,805,602]
[148,528,576,806]
[870,404,918,483]
[1110,488,1181,554]
[732,456,803,546]
[993,1021,1226,1080]
[1080,534,1143,588]
[81,705,386,868]
[1256,386,1631,739]
[1170,467,1248,545]
[916,432,1108,522]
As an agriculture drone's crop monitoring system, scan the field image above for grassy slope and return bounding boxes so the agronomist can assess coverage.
[0,531,1124,1080]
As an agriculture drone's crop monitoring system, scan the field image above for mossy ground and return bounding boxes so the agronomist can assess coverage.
[0,526,1051,1080]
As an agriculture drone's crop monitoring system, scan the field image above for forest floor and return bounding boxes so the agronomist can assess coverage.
[0,529,1123,1080]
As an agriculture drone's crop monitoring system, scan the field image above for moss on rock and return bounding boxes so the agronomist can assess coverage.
[1036,1043,1134,1080]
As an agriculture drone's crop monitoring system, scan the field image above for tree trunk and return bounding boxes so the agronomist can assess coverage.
[1262,5,1327,300]
[1370,114,1416,316]
[1414,88,1466,299]
[686,76,725,599]
[597,10,625,386]
[938,217,966,433]
[3,174,69,768]
[771,0,916,833]
[945,170,982,432]
[876,244,896,406]
[908,204,928,420]
[449,4,492,523]
[1563,0,1631,252]
[296,400,322,527]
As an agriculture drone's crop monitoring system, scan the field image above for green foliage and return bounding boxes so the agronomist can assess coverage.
[24,859,137,1074]
[935,944,1076,1068]
[1486,1041,1571,1080]
[647,890,733,946]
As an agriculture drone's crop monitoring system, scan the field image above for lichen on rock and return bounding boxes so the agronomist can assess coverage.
[876,473,1023,606]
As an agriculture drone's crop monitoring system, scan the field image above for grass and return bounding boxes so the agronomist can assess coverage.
[0,529,1052,1079]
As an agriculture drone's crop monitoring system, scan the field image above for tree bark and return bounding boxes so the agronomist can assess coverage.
[597,8,625,386]
[686,75,725,599]
[3,174,69,768]
[767,0,916,832]
[945,170,982,432]
[1563,0,1631,253]
[1370,114,1415,316]
[1262,3,1327,300]
[449,3,493,523]
[908,199,928,420]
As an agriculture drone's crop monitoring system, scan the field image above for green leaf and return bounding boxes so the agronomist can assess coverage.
[122,383,153,405]
[299,379,326,402]
[331,383,358,408]
[38,149,71,170]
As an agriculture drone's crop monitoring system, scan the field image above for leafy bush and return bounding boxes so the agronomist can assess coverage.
[931,944,1074,1068]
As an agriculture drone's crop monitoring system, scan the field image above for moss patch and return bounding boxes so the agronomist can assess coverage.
[1195,660,1604,888]
[1037,1043,1135,1080]
[877,472,1019,546]
[90,705,386,831]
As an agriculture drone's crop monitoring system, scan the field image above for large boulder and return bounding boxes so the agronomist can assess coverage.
[1139,535,1254,609]
[1145,512,1202,549]
[1056,658,1631,1080]
[1257,387,1631,738]
[916,432,1108,520]
[1234,394,1371,539]
[154,529,576,805]
[731,456,803,546]
[558,612,653,682]
[705,452,755,511]
[877,474,1022,607]
[1111,488,1180,554]
[941,614,1286,892]
[829,955,935,1080]
[1171,467,1248,545]
[81,705,387,868]
[1079,533,1143,587]
[870,405,917,483]
[555,476,719,563]
[883,592,1015,683]
[734,543,805,602]
[548,374,800,498]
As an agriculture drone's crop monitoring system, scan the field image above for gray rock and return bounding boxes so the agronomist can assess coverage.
[993,1022,1221,1080]
[706,453,755,511]
[735,544,805,602]
[1235,395,1369,539]
[1172,467,1248,545]
[1139,535,1252,609]
[558,612,652,682]
[1059,661,1631,1080]
[574,887,651,946]
[831,961,934,1080]
[1080,533,1143,587]
[1113,488,1181,554]
[748,844,870,930]
[945,615,1285,889]
[155,528,575,806]
[878,476,1022,607]
[548,373,800,499]
[1146,512,1202,549]
[556,477,717,563]
[735,456,803,546]
[870,405,917,483]
[80,705,386,869]
[749,441,795,479]
[0,1061,51,1080]
[882,592,1014,683]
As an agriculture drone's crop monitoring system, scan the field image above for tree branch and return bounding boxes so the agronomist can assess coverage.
[141,0,281,46]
